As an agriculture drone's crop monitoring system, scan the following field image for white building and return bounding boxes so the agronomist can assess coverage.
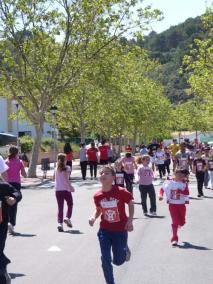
[0,97,53,137]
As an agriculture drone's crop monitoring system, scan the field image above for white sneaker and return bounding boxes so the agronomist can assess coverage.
[171,241,178,246]
[8,223,15,235]
[64,218,72,228]
[57,223,64,232]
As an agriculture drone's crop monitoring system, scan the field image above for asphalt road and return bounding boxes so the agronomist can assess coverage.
[5,167,213,284]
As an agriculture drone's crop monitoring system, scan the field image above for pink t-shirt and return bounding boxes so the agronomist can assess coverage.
[54,166,71,192]
[5,158,24,183]
[137,165,154,185]
[122,157,135,174]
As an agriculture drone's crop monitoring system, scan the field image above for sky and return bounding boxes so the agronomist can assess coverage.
[143,0,211,33]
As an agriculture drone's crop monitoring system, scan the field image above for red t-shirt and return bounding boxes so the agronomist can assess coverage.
[99,145,108,160]
[87,147,98,162]
[94,185,133,232]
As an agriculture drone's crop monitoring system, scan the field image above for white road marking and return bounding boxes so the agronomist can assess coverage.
[48,246,61,252]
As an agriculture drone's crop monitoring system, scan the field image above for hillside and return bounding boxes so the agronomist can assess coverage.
[132,16,206,103]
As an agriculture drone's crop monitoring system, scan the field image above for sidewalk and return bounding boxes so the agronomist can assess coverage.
[21,159,80,188]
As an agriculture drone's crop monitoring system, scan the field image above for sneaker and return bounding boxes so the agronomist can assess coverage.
[150,212,157,216]
[171,241,178,247]
[126,246,131,261]
[57,224,64,232]
[197,194,201,198]
[90,177,93,180]
[8,223,15,235]
[143,212,148,216]
[64,218,72,228]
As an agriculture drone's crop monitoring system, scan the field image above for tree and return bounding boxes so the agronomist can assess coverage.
[0,0,162,176]
[182,7,213,110]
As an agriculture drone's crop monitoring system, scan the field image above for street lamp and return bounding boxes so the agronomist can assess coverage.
[12,99,20,148]
[50,105,58,168]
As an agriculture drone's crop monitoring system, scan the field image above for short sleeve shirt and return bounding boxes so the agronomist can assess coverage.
[0,155,9,174]
[94,185,133,232]
[5,158,24,183]
[87,147,98,162]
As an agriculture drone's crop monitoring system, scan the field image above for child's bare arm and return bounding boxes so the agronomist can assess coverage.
[21,166,27,178]
[125,200,134,232]
[89,207,102,226]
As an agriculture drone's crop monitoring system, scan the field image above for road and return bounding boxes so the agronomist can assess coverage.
[5,166,213,284]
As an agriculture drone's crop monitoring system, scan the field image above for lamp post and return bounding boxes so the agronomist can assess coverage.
[12,99,20,148]
[50,105,58,168]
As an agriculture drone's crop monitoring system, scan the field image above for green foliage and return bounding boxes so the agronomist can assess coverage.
[19,135,34,153]
[0,0,162,176]
[133,15,206,103]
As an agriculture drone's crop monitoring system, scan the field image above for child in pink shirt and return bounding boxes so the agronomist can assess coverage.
[121,153,137,194]
[54,153,75,232]
[5,146,27,234]
[136,155,156,216]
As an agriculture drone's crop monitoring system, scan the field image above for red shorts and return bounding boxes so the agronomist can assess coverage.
[169,204,186,227]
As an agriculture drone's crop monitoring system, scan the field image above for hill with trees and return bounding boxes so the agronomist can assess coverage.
[133,16,207,103]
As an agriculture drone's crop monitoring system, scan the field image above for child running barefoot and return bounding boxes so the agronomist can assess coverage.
[54,153,75,232]
[159,168,189,246]
[89,165,134,284]
[136,155,157,216]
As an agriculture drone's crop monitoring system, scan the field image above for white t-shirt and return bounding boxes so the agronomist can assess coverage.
[0,155,9,174]
[154,151,165,165]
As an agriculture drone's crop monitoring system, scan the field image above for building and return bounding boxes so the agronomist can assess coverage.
[0,97,53,138]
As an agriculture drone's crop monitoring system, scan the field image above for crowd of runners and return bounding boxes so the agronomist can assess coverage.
[0,137,213,283]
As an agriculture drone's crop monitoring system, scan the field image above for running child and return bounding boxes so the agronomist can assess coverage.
[0,157,22,283]
[89,165,134,284]
[136,155,156,216]
[159,168,189,246]
[207,150,213,190]
[53,153,75,232]
[121,152,137,194]
[193,150,206,197]
[5,146,27,235]
[154,146,166,180]
[114,159,125,187]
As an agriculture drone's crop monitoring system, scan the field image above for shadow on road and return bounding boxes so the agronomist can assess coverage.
[133,202,142,205]
[145,215,166,219]
[64,230,84,234]
[189,197,201,200]
[11,232,37,237]
[178,242,211,250]
[204,196,213,199]
[9,273,25,279]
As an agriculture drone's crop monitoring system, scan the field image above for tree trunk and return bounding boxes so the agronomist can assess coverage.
[80,115,86,143]
[27,124,43,178]
[132,126,138,154]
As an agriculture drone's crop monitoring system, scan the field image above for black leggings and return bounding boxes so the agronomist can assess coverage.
[89,161,98,178]
[196,172,205,196]
[157,164,165,178]
[8,183,22,227]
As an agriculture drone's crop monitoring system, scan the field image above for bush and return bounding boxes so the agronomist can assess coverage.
[40,138,54,152]
[20,136,34,153]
